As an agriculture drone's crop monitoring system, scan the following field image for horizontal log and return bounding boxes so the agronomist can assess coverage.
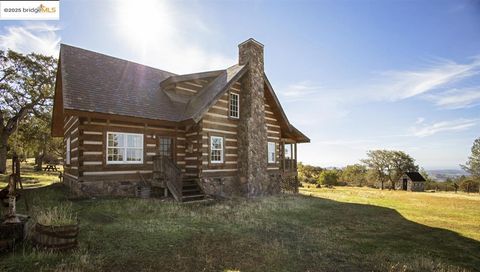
[83,170,152,176]
[203,128,236,135]
[83,131,103,135]
[202,168,238,173]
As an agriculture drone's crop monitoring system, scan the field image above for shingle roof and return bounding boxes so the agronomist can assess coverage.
[60,44,190,121]
[405,172,426,182]
[59,44,245,123]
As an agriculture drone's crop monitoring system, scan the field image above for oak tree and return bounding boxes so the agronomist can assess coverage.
[0,49,57,173]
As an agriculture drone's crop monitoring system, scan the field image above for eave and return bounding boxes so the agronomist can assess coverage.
[51,56,64,137]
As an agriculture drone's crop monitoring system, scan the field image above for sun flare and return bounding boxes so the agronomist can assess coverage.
[116,0,175,46]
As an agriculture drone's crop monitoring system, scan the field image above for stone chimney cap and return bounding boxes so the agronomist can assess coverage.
[238,38,264,48]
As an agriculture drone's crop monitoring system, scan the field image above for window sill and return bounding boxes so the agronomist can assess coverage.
[106,162,144,165]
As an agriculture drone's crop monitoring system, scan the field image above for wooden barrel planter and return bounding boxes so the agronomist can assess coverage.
[136,185,151,199]
[32,222,79,250]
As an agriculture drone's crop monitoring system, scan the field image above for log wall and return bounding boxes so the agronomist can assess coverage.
[65,116,186,183]
[63,116,80,180]
[199,81,241,178]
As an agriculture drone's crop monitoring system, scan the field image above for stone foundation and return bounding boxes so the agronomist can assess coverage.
[199,176,245,198]
[63,176,141,197]
[199,174,288,198]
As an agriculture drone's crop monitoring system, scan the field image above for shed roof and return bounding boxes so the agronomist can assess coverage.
[405,172,426,182]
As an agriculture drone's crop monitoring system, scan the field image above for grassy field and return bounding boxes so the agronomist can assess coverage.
[0,159,61,189]
[0,184,479,271]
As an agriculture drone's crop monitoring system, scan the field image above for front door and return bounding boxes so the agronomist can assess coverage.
[158,137,174,160]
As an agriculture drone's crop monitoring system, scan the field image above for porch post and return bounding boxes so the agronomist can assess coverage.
[294,143,297,170]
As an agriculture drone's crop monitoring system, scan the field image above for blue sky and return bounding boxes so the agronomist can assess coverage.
[1,0,479,169]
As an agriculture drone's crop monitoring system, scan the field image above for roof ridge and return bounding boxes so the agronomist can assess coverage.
[60,43,177,76]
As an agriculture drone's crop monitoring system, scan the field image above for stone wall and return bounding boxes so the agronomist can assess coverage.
[199,177,243,198]
[411,181,425,192]
[63,176,140,197]
[237,39,271,197]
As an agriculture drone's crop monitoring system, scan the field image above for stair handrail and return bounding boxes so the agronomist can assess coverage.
[153,155,183,201]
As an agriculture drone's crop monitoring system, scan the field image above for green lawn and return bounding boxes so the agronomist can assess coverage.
[0,184,479,271]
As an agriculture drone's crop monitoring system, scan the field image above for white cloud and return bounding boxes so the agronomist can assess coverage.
[114,0,234,74]
[282,81,322,98]
[0,23,61,56]
[415,117,425,124]
[280,56,480,128]
[410,118,478,137]
[368,57,480,101]
[428,87,480,109]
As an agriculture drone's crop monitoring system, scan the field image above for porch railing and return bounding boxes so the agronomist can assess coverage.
[153,155,183,201]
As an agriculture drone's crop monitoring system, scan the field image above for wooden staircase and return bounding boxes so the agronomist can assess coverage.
[153,155,205,202]
[181,178,206,202]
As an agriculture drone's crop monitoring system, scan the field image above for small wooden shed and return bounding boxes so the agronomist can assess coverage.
[397,172,426,192]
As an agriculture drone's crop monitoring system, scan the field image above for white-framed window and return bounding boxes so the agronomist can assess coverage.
[268,142,276,163]
[285,144,292,159]
[210,136,224,163]
[106,132,143,164]
[66,137,71,165]
[229,93,239,118]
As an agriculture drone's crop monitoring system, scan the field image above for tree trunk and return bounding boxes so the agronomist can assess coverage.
[34,151,44,172]
[0,134,8,174]
[35,134,47,171]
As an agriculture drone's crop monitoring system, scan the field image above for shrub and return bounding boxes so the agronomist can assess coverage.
[459,179,479,193]
[318,170,339,186]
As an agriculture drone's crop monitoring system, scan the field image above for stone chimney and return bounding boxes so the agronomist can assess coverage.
[237,38,269,197]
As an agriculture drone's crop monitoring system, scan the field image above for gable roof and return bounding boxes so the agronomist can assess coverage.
[52,44,309,143]
[183,64,246,122]
[405,172,426,182]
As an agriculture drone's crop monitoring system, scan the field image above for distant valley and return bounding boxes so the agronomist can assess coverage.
[426,169,469,182]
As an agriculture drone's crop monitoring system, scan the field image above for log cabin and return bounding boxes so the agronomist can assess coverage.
[51,38,310,201]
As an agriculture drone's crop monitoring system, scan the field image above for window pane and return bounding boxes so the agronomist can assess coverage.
[212,137,222,149]
[108,133,124,147]
[285,144,291,159]
[127,135,142,147]
[106,132,144,163]
[229,93,239,118]
[126,148,142,161]
[211,150,220,162]
[268,142,275,163]
[210,136,223,162]
[159,137,172,157]
[107,147,124,161]
[66,138,71,164]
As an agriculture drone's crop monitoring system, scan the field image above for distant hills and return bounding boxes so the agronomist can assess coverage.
[426,169,469,182]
